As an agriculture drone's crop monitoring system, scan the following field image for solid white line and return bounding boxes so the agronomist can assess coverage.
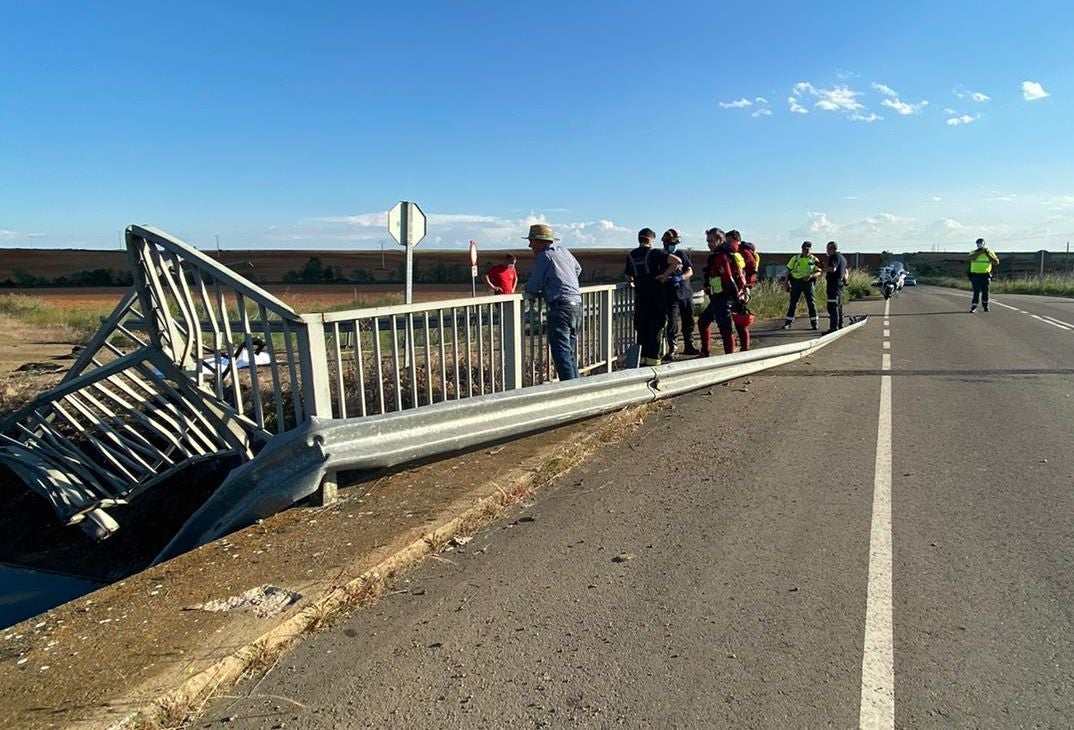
[992,301,1019,311]
[860,297,895,729]
[1040,314,1074,329]
[1031,314,1070,330]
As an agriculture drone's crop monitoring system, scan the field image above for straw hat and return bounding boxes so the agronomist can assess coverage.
[523,223,559,242]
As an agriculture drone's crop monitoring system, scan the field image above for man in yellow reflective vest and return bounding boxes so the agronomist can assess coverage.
[782,240,822,330]
[967,237,1000,312]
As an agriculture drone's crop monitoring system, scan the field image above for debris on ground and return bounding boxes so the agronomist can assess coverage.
[188,585,301,618]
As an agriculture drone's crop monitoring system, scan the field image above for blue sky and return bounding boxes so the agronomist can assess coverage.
[1,0,1072,253]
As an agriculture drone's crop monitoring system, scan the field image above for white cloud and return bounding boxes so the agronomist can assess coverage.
[872,83,898,97]
[1047,194,1074,210]
[944,218,963,230]
[946,114,978,126]
[1022,80,1050,101]
[815,86,864,111]
[722,96,770,118]
[954,86,991,103]
[791,81,878,120]
[0,228,46,242]
[299,210,637,248]
[930,196,943,202]
[881,98,927,115]
[985,193,1016,203]
[970,92,991,103]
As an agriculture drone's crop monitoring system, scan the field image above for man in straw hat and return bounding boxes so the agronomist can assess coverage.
[522,223,584,380]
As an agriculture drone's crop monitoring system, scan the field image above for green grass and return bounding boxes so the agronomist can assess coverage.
[918,274,1074,298]
[0,294,108,339]
[744,269,874,320]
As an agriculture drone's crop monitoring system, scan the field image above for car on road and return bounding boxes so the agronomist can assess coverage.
[904,274,917,286]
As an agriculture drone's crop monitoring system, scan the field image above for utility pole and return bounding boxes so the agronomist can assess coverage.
[380,239,386,270]
[215,234,221,254]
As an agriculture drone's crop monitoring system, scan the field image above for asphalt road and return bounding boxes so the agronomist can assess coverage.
[203,286,1074,729]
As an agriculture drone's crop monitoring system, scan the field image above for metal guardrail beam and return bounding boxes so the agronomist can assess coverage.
[155,317,867,562]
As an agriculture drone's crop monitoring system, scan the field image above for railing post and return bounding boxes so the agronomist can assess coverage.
[599,287,614,374]
[502,295,524,390]
[296,313,337,504]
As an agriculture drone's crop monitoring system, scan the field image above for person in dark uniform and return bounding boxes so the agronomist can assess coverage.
[660,229,699,360]
[824,240,849,332]
[625,228,682,366]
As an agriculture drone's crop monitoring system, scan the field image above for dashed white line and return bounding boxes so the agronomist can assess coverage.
[860,299,895,729]
[882,341,891,349]
[883,329,890,337]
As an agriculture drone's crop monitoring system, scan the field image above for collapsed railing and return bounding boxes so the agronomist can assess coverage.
[0,224,866,557]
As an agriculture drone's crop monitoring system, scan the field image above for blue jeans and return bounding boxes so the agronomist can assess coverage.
[547,300,582,380]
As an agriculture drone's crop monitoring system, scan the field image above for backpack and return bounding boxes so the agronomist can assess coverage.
[739,241,760,287]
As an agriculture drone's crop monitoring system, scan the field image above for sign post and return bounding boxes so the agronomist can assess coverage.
[469,240,479,297]
[387,201,427,304]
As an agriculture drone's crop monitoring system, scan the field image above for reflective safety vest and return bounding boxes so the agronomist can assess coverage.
[969,249,996,274]
[787,254,818,280]
[732,251,746,273]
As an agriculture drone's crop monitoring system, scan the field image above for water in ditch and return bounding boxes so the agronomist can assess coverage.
[0,564,102,630]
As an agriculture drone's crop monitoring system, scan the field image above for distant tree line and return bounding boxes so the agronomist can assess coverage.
[0,267,134,288]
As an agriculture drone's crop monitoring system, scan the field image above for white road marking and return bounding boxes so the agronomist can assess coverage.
[1031,314,1071,330]
[1040,314,1074,329]
[883,329,890,337]
[882,341,891,349]
[929,288,1072,332]
[860,298,895,729]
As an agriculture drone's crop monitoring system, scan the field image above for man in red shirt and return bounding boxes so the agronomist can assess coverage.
[484,254,518,294]
[698,228,746,356]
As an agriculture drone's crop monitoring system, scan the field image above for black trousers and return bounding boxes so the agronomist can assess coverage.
[634,296,667,363]
[665,287,695,352]
[827,284,844,330]
[785,278,818,322]
[969,273,991,305]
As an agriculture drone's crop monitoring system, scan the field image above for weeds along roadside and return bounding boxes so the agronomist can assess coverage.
[735,269,874,320]
[918,274,1074,298]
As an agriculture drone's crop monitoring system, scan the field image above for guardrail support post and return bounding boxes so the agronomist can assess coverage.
[503,296,524,390]
[599,287,614,374]
[297,314,338,504]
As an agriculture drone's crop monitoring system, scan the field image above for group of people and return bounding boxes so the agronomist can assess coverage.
[514,222,854,381]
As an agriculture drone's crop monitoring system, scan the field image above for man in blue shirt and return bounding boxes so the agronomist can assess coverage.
[523,223,583,380]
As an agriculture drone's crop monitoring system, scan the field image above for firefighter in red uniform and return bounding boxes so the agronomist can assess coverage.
[698,228,747,356]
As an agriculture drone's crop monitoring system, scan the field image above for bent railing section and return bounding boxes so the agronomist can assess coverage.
[0,225,317,537]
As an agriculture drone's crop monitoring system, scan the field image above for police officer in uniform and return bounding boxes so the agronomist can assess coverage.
[625,228,682,366]
[967,237,1000,312]
[782,240,822,330]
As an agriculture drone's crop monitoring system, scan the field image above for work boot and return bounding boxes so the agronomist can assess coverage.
[683,344,700,356]
[970,304,978,313]
[662,351,676,363]
[983,303,989,312]
[781,322,792,330]
[810,321,819,331]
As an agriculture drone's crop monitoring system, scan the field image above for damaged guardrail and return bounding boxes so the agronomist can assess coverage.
[155,317,866,562]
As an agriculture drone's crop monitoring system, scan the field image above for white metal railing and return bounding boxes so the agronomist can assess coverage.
[1,225,646,540]
[308,284,637,419]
